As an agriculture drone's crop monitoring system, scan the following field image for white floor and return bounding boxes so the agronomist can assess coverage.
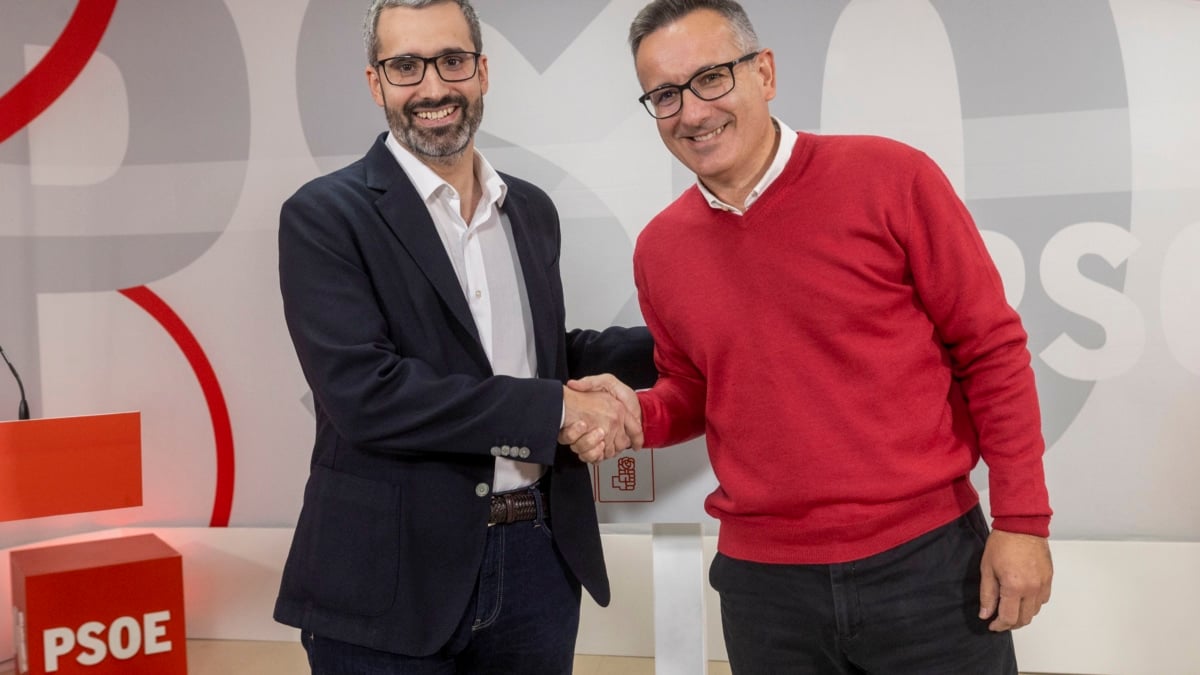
[0,640,735,675]
[0,639,1066,674]
[184,640,737,675]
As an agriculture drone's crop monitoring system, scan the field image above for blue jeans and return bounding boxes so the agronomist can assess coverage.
[709,506,1017,675]
[303,502,582,674]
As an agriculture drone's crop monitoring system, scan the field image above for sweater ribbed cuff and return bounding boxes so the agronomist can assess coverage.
[991,515,1050,538]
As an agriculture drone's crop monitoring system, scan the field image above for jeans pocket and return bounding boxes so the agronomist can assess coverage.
[962,504,991,547]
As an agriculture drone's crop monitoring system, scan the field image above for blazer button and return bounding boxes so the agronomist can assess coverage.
[475,483,490,497]
[490,446,501,457]
[518,447,531,459]
[500,445,511,457]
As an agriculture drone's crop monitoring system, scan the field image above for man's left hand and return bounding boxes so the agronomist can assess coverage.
[979,530,1053,631]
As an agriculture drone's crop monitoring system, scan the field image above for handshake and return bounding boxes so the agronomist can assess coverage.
[559,374,643,464]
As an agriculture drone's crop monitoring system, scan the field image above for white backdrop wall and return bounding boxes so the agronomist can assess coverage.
[1,0,1198,668]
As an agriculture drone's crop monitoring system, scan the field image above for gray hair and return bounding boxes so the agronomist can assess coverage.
[363,0,483,64]
[628,0,759,59]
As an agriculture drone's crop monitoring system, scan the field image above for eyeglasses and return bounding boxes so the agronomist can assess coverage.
[374,51,481,87]
[638,51,761,119]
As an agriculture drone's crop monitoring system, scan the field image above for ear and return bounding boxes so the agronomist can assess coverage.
[756,48,777,103]
[366,64,386,108]
[477,53,489,96]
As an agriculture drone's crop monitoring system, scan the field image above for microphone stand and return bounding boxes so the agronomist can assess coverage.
[0,344,30,420]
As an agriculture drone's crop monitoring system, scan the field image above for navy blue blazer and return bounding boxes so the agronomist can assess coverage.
[273,134,656,656]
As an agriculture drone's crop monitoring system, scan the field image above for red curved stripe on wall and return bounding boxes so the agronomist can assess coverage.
[119,285,235,528]
[0,0,119,144]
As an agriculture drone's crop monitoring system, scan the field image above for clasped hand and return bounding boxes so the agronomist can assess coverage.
[559,374,642,464]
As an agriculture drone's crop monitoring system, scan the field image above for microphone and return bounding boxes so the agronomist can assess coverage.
[0,344,30,420]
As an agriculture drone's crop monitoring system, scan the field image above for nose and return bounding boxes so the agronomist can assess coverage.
[675,88,713,128]
[415,69,453,99]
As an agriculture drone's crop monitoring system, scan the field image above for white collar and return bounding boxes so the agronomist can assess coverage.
[698,117,796,215]
[384,132,507,208]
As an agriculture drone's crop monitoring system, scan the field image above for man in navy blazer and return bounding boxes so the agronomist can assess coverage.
[273,1,656,672]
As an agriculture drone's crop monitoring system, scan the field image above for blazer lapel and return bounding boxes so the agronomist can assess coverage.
[503,188,559,379]
[363,137,486,360]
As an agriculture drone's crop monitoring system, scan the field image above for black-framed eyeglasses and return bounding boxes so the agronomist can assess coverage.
[374,51,481,87]
[638,51,761,119]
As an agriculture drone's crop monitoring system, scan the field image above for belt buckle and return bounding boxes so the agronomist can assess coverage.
[488,491,515,527]
[487,486,542,526]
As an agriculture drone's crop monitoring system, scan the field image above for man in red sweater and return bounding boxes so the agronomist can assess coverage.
[568,0,1054,672]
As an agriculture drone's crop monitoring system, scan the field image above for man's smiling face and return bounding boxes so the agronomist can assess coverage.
[634,8,776,194]
[367,2,488,166]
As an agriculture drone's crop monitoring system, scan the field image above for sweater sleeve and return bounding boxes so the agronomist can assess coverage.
[633,251,707,449]
[902,153,1052,537]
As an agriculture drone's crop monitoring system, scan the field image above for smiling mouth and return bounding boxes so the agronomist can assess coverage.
[415,106,457,121]
[689,124,726,143]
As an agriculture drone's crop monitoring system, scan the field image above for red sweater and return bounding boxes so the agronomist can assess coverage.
[634,132,1050,564]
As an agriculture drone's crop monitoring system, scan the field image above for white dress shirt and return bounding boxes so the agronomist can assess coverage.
[385,133,543,492]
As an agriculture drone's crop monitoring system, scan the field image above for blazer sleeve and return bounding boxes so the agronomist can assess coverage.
[566,326,657,390]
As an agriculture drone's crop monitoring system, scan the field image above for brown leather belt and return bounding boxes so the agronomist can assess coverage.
[488,485,547,526]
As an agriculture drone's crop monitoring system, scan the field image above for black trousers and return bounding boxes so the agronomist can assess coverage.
[710,506,1017,675]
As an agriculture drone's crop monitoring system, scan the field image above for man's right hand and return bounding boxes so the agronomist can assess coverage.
[561,375,642,463]
[559,374,644,463]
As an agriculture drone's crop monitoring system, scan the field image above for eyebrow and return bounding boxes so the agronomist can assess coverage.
[380,46,473,60]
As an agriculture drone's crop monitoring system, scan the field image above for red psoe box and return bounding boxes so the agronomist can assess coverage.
[9,534,187,674]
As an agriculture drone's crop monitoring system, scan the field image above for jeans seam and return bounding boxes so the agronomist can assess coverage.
[831,563,856,642]
[847,562,862,640]
[473,527,505,631]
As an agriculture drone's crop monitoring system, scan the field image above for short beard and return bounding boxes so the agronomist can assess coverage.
[386,93,483,166]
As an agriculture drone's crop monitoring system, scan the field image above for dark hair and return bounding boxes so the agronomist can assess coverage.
[363,0,483,64]
[629,0,759,59]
